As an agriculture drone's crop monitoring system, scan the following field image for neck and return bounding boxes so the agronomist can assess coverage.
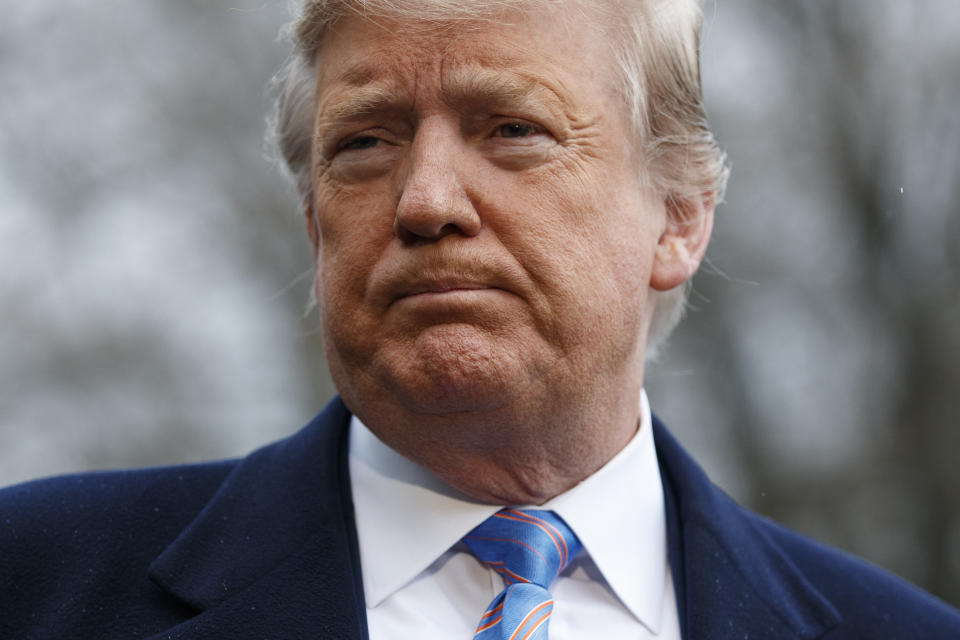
[348,378,644,505]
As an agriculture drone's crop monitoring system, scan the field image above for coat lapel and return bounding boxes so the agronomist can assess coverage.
[145,398,367,640]
[654,416,841,640]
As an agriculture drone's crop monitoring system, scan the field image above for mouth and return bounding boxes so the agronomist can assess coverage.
[370,253,525,311]
[400,281,492,298]
[391,281,506,309]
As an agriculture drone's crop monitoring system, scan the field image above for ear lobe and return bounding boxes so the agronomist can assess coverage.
[304,198,320,260]
[649,192,715,292]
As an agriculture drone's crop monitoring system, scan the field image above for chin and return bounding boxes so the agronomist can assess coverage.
[372,324,535,416]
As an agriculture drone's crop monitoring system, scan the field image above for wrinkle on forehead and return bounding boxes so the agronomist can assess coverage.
[315,35,590,122]
[440,62,582,127]
[311,6,628,157]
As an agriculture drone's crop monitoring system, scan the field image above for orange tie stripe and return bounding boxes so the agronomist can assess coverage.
[464,509,581,640]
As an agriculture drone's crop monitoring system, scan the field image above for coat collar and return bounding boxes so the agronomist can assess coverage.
[146,397,368,640]
[653,415,841,640]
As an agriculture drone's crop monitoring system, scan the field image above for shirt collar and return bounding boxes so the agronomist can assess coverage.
[348,390,666,632]
[348,415,499,609]
[543,389,667,631]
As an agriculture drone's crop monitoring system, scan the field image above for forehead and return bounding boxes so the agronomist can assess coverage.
[313,7,621,111]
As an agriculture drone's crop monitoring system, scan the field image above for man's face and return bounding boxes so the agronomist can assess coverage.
[309,5,670,421]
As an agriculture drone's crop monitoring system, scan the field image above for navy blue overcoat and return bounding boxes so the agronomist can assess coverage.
[2,397,958,638]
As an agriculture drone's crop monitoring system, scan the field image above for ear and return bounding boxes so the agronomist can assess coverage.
[650,191,715,292]
[304,197,320,261]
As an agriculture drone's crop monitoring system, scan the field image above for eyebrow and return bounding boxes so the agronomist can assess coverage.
[316,85,400,127]
[442,66,544,110]
[315,62,566,133]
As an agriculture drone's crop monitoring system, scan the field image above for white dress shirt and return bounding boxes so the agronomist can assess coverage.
[348,390,681,639]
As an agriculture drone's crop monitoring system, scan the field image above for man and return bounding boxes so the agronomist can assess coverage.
[1,0,958,638]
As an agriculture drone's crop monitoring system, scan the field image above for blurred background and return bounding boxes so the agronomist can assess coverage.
[1,0,958,606]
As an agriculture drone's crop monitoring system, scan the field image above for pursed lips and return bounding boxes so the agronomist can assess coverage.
[395,281,496,301]
[369,256,525,309]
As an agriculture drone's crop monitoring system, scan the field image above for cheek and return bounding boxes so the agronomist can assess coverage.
[317,228,387,372]
[315,179,394,245]
[501,168,659,336]
[315,186,395,292]
[503,165,655,278]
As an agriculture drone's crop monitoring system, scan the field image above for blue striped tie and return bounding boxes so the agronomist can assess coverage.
[464,509,582,640]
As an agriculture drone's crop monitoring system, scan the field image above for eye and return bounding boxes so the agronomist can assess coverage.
[339,136,381,152]
[495,122,541,139]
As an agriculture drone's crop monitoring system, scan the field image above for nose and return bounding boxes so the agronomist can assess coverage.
[394,123,482,243]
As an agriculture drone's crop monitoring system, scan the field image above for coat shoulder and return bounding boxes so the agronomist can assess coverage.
[0,461,236,638]
[652,415,960,639]
[0,460,236,552]
[745,506,960,638]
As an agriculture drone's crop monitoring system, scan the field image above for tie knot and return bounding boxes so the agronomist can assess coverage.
[464,509,582,589]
